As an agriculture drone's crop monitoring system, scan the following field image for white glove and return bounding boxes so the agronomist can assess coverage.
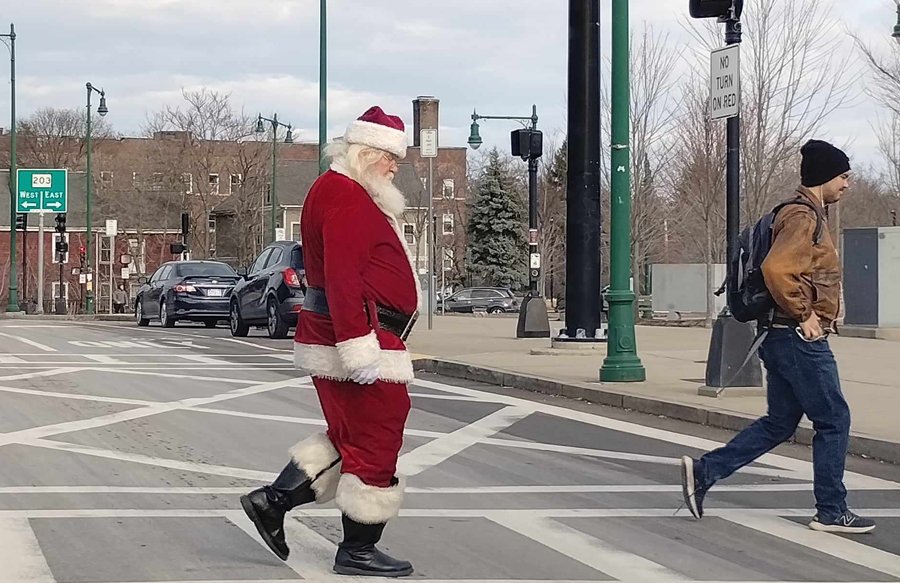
[349,363,379,385]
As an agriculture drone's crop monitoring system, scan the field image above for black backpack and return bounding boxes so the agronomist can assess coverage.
[719,197,825,325]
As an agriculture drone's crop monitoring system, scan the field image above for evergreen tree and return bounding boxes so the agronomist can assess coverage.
[467,149,528,289]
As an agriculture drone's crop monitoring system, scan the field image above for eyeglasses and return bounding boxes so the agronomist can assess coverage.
[382,152,399,165]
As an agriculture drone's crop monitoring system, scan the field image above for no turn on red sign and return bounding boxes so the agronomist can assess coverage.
[710,44,740,120]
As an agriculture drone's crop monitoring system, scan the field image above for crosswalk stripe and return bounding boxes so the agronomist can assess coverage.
[720,514,900,578]
[0,518,55,582]
[0,356,26,363]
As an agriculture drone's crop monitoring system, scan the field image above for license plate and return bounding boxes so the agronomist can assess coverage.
[207,289,223,297]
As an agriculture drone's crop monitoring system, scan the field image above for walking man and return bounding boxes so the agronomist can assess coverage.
[240,106,420,576]
[681,140,876,534]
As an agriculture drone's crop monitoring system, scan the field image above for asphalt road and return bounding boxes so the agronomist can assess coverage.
[0,318,899,583]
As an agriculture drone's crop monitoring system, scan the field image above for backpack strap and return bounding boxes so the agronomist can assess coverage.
[772,197,825,246]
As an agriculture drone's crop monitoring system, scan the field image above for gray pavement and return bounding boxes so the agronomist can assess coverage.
[1,318,899,583]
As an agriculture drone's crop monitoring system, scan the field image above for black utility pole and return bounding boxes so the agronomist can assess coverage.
[689,0,762,391]
[562,0,603,341]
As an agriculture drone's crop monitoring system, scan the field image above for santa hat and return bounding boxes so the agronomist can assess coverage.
[343,106,408,159]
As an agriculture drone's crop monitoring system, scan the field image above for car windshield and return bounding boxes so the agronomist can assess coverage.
[175,263,236,278]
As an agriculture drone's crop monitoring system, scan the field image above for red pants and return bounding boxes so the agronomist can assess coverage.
[314,377,411,488]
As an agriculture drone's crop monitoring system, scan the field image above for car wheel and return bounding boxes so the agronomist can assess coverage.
[267,297,290,339]
[230,301,250,337]
[488,306,505,314]
[160,300,176,328]
[204,319,218,328]
[135,299,150,327]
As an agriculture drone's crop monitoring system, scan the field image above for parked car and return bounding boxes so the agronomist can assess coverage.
[438,287,520,314]
[229,241,306,339]
[135,260,240,328]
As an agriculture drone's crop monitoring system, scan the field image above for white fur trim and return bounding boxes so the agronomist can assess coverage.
[336,331,380,370]
[344,120,407,159]
[335,473,405,524]
[288,433,341,502]
[294,341,415,383]
[312,463,341,503]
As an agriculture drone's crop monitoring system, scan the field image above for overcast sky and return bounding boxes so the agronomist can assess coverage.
[1,0,897,169]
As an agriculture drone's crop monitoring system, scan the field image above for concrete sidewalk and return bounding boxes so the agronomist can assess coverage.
[407,315,900,463]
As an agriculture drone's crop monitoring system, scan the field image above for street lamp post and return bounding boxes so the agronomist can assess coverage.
[318,0,328,174]
[1,24,18,312]
[600,0,645,381]
[256,113,294,244]
[84,82,108,315]
[468,105,551,338]
[893,0,900,43]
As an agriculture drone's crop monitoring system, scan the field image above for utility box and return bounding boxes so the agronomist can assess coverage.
[843,226,900,327]
[651,264,726,316]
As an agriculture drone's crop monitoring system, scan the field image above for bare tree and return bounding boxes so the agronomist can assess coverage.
[17,107,116,169]
[143,89,258,258]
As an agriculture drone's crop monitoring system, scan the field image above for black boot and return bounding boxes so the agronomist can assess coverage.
[241,462,316,560]
[333,514,413,577]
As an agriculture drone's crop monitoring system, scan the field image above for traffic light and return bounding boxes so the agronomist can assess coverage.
[15,213,27,231]
[55,213,67,233]
[79,245,86,268]
[688,0,742,19]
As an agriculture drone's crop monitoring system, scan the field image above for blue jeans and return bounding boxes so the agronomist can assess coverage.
[696,327,851,521]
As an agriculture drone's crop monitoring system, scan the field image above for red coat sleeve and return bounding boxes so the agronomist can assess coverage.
[322,202,380,370]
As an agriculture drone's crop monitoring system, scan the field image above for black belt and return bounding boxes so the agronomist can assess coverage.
[303,287,418,341]
[771,316,799,328]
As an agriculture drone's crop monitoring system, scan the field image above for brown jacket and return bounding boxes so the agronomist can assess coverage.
[761,187,841,326]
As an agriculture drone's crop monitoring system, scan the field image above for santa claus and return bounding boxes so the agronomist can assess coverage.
[240,106,419,578]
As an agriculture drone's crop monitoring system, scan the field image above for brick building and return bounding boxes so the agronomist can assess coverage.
[0,96,469,311]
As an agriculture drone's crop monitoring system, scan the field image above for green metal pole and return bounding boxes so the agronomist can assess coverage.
[5,23,19,312]
[85,84,94,315]
[270,115,278,243]
[318,0,327,174]
[600,0,645,382]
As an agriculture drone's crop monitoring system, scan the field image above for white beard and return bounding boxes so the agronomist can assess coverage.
[359,173,406,219]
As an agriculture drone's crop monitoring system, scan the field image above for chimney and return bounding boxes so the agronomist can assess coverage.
[412,96,439,146]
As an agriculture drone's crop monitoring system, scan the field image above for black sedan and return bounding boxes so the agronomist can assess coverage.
[229,241,306,339]
[135,261,240,328]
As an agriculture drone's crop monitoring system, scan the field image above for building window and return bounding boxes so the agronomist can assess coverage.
[403,223,416,245]
[209,173,220,195]
[442,213,454,235]
[442,248,454,272]
[128,239,146,275]
[51,282,70,302]
[100,236,112,263]
[290,222,301,242]
[420,177,427,190]
[442,179,455,199]
[100,171,114,188]
[151,172,165,191]
[181,173,193,194]
[230,173,242,193]
[132,172,141,187]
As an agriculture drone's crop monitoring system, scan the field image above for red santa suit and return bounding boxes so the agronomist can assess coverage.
[293,106,420,525]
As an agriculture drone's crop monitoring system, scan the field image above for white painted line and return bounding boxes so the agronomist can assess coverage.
[0,325,72,328]
[0,517,55,582]
[176,354,234,365]
[490,514,687,581]
[0,376,310,445]
[0,507,899,520]
[226,510,340,581]
[414,378,898,490]
[721,514,900,578]
[0,332,56,352]
[84,354,127,364]
[188,407,444,439]
[0,356,26,363]
[266,353,295,361]
[28,439,275,482]
[221,337,291,352]
[398,406,532,476]
[81,367,259,385]
[0,383,157,406]
[0,486,255,494]
[0,367,87,381]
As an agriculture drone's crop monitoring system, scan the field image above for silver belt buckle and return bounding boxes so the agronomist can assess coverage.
[400,311,419,341]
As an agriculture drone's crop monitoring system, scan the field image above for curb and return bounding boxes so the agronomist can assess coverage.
[0,313,133,322]
[412,358,900,465]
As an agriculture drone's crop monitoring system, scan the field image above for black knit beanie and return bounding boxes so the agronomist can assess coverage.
[800,139,850,187]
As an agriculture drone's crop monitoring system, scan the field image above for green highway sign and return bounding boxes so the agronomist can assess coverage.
[16,169,68,213]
